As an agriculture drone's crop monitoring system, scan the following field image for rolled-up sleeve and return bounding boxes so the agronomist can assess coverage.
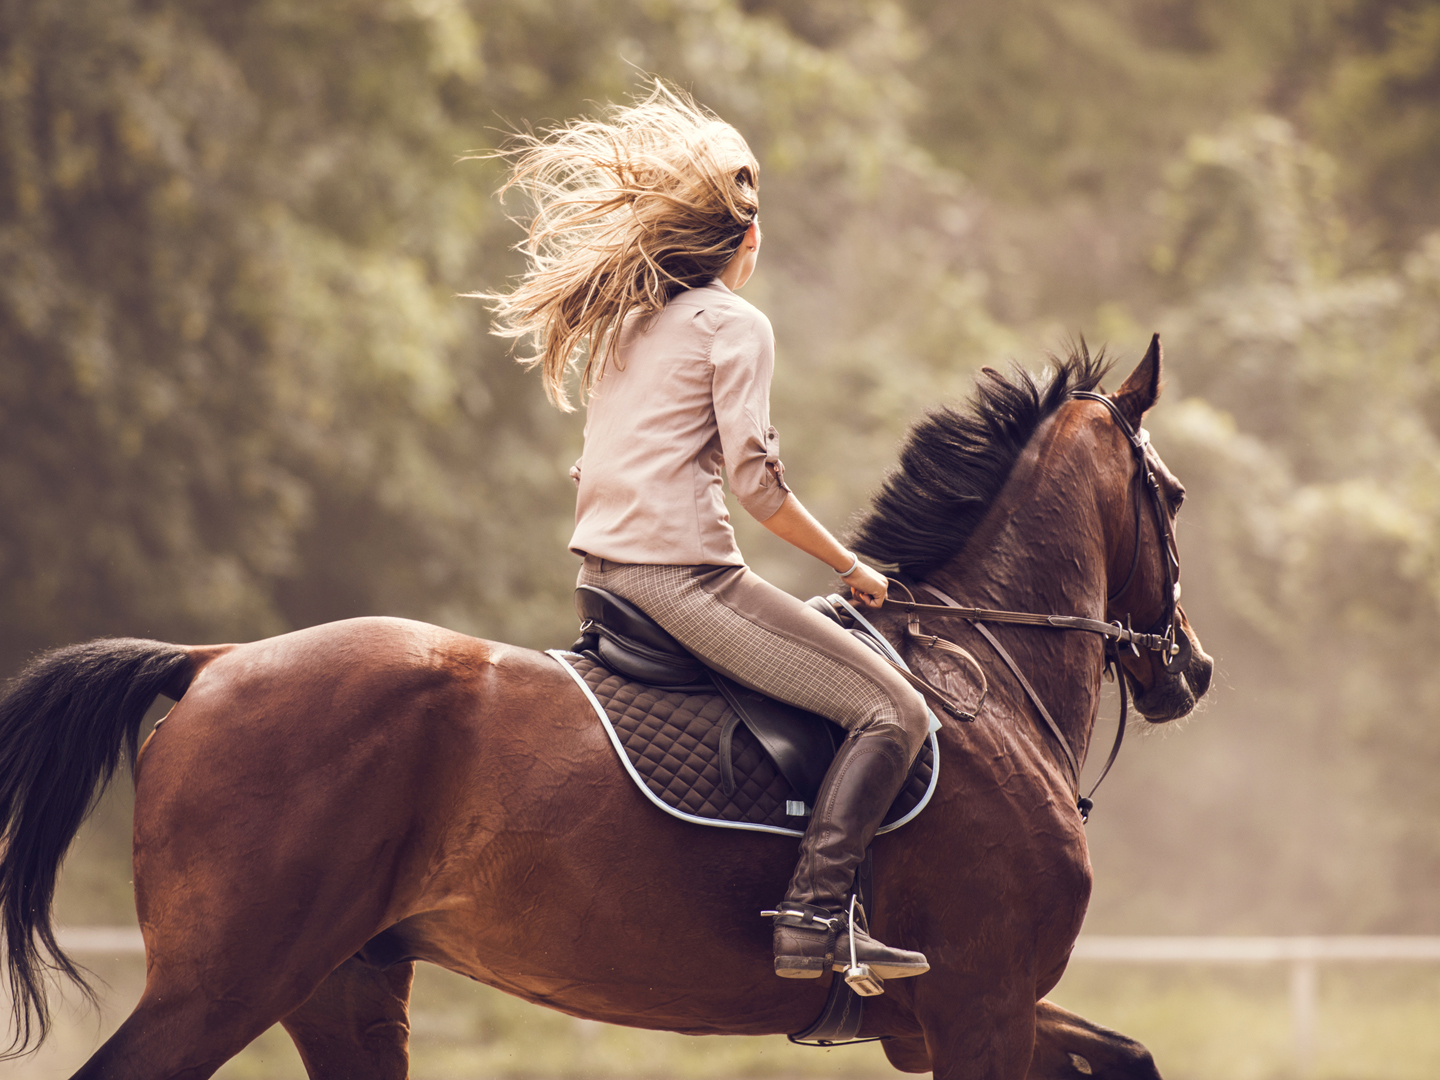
[709,309,791,521]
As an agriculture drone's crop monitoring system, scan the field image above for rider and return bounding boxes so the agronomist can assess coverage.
[484,82,930,982]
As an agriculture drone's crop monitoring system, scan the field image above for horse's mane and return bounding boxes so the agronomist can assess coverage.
[849,344,1111,578]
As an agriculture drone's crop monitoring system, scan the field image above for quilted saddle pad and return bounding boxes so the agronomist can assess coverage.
[548,651,938,838]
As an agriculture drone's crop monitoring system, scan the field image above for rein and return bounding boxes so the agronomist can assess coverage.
[881,592,1181,657]
[877,390,1190,821]
[885,579,1124,821]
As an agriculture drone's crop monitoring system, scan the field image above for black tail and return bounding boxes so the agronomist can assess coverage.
[0,638,194,1056]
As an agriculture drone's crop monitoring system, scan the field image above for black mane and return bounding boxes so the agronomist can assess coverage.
[849,345,1111,577]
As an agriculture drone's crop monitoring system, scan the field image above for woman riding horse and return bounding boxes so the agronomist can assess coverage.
[0,93,1213,1080]
[482,81,930,981]
[0,342,1212,1078]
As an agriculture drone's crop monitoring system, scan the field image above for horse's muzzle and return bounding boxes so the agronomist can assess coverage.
[1129,626,1213,723]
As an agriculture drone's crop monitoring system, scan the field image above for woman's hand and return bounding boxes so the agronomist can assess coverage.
[844,562,888,609]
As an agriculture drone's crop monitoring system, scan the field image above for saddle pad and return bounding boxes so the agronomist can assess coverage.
[547,651,939,838]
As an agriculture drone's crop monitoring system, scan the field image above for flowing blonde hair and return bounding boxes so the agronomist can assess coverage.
[478,82,760,410]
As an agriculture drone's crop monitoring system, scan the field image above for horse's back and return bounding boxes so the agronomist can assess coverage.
[163,616,516,717]
[143,617,547,780]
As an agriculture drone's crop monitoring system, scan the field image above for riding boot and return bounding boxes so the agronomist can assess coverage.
[771,728,930,980]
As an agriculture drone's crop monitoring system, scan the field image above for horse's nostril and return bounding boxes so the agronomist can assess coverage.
[1186,653,1214,699]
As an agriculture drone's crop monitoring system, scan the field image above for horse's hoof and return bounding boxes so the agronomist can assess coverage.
[773,956,827,978]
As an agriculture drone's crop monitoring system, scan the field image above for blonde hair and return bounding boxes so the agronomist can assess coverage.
[478,82,760,410]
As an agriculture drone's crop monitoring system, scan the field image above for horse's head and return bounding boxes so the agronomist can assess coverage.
[851,340,1213,726]
[1082,336,1213,722]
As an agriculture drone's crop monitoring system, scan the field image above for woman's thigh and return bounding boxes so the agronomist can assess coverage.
[577,559,927,756]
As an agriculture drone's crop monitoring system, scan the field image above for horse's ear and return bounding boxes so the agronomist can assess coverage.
[1113,333,1163,429]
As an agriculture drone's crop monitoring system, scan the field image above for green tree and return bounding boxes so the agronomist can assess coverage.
[1091,115,1440,931]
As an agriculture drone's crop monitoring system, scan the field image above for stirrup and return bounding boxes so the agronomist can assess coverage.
[763,896,887,997]
[839,894,885,996]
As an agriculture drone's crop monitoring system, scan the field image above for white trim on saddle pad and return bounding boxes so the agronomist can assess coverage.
[545,648,941,839]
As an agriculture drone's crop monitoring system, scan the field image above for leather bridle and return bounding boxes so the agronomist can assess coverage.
[879,391,1193,820]
[1072,390,1190,677]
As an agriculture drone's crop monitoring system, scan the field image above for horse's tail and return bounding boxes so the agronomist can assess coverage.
[0,638,199,1056]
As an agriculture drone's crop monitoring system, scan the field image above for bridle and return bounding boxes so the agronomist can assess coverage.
[1073,390,1189,676]
[879,391,1192,820]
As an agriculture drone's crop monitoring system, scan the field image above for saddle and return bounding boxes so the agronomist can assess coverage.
[556,585,936,833]
[574,585,842,802]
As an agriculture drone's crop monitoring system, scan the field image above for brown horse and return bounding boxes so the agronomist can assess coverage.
[0,341,1211,1079]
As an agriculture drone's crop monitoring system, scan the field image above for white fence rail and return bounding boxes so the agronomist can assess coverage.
[55,930,1440,1078]
[57,927,144,953]
[1072,935,1440,1077]
[1073,934,1440,962]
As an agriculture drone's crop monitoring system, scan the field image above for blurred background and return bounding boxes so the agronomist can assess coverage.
[3,0,1439,1076]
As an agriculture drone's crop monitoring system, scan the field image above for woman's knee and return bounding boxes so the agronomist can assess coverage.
[856,684,929,761]
[895,688,931,758]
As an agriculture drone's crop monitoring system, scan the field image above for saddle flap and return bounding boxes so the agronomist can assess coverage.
[569,589,932,816]
[709,671,840,805]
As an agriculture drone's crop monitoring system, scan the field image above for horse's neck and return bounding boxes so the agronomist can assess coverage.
[923,446,1109,767]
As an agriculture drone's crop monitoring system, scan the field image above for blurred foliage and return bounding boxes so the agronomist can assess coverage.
[1130,113,1440,931]
[0,0,539,657]
[4,0,1440,956]
[1304,0,1440,255]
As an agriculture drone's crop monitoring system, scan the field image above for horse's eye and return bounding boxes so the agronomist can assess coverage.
[1169,489,1186,513]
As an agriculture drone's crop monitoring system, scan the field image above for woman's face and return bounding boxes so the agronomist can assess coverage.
[721,220,762,290]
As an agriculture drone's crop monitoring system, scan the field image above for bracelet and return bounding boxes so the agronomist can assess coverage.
[836,552,861,578]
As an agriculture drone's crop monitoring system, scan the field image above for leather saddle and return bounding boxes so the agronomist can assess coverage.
[572,585,842,805]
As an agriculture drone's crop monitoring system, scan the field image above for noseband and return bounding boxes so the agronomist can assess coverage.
[880,391,1193,819]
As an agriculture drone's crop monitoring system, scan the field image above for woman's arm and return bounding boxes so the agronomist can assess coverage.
[760,493,889,608]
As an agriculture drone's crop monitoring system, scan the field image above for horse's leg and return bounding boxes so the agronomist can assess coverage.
[280,959,415,1079]
[71,852,411,1080]
[69,965,317,1080]
[71,844,412,1077]
[884,1000,1163,1080]
[916,974,1037,1080]
[69,635,456,1078]
[883,1035,932,1073]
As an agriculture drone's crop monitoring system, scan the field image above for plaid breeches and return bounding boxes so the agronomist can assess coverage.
[576,558,928,758]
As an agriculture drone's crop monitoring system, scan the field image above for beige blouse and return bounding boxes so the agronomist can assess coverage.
[568,280,790,566]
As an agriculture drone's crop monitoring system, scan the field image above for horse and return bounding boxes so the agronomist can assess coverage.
[0,338,1212,1079]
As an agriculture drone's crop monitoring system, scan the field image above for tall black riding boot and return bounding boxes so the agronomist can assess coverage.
[771,728,929,980]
